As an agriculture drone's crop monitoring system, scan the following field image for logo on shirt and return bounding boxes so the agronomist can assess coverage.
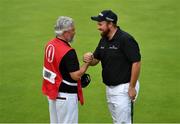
[100,46,105,49]
[109,45,118,50]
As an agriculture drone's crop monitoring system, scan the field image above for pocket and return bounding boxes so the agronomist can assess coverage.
[123,83,130,93]
[56,97,67,108]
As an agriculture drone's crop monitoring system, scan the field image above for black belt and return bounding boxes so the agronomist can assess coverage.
[56,97,66,100]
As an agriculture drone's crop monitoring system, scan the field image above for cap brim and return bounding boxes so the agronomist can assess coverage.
[91,16,104,22]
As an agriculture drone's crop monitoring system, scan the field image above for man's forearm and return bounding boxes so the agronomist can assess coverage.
[70,63,89,81]
[129,61,141,88]
[79,63,90,76]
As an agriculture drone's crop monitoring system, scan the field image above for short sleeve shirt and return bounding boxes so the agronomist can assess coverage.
[58,40,80,93]
[94,27,141,86]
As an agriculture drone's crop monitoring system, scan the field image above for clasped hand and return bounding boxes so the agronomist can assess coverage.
[83,52,93,63]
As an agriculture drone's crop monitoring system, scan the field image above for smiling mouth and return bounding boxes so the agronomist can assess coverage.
[99,30,104,33]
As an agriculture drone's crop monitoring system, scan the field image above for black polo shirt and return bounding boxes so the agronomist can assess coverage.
[57,38,79,93]
[93,27,141,86]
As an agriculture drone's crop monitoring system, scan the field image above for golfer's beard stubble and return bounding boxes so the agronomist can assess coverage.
[100,28,110,37]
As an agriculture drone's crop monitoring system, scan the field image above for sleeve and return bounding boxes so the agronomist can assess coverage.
[93,41,101,60]
[123,36,141,62]
[63,49,80,72]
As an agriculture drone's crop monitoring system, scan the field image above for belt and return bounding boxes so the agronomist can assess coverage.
[62,79,77,86]
[57,92,77,100]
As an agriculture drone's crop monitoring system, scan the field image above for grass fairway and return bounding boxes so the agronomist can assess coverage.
[0,0,180,123]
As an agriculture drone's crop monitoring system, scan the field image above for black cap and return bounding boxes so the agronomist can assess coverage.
[91,10,118,24]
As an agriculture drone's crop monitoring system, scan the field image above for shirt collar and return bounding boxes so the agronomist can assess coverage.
[56,37,71,47]
[111,26,122,41]
[102,26,122,42]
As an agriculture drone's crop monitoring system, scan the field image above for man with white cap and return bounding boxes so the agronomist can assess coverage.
[42,16,92,123]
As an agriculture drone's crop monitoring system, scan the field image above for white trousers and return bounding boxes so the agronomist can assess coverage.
[48,92,78,124]
[106,81,140,124]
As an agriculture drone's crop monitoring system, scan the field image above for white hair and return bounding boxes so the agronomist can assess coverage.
[54,16,74,36]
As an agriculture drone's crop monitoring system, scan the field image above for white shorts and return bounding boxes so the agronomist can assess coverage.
[106,81,140,124]
[48,92,78,124]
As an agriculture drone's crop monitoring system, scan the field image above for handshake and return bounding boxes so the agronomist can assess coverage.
[83,52,94,64]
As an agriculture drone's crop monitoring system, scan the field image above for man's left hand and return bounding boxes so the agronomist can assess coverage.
[128,87,136,101]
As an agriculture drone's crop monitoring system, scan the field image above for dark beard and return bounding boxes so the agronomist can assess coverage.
[100,29,110,37]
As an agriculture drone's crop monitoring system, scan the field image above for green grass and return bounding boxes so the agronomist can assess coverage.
[0,0,180,123]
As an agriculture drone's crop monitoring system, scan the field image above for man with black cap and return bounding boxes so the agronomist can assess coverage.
[83,10,141,123]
